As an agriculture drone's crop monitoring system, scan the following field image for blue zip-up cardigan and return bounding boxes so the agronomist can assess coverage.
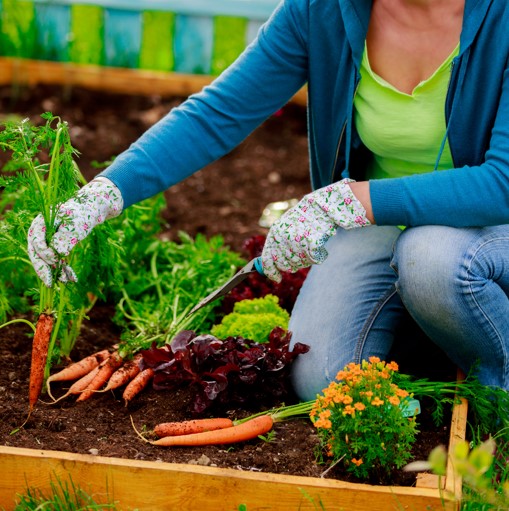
[101,0,509,228]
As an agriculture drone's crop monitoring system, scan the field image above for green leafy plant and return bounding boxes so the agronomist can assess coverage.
[393,371,509,440]
[311,357,419,481]
[7,476,118,510]
[111,230,246,355]
[407,435,509,510]
[0,114,123,412]
[211,294,290,343]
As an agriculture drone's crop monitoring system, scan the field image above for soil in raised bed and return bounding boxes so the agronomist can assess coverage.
[0,84,456,487]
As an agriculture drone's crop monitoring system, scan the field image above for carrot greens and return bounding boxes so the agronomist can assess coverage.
[0,114,123,408]
[109,219,247,355]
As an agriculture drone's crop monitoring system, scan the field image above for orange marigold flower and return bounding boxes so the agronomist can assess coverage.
[396,388,409,398]
[354,402,366,411]
[343,405,356,416]
[319,409,332,419]
[342,395,353,405]
[387,361,399,371]
[314,418,332,429]
[368,356,381,364]
[371,397,384,406]
[336,370,348,381]
[333,393,344,404]
[388,396,400,406]
[351,458,363,467]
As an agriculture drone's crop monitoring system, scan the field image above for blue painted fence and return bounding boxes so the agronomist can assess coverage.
[0,0,280,75]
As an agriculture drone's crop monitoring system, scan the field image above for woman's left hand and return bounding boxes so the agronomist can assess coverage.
[261,178,371,282]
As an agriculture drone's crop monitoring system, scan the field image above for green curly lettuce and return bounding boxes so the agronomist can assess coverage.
[211,294,290,343]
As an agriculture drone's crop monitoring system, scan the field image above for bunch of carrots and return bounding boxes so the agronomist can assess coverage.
[44,349,154,406]
[133,401,314,447]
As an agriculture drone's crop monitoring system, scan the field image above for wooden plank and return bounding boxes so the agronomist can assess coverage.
[103,8,141,68]
[27,0,280,21]
[0,445,457,511]
[139,10,175,72]
[173,14,213,75]
[416,472,443,489]
[33,3,71,62]
[69,4,104,66]
[0,0,36,58]
[246,19,264,45]
[0,58,308,105]
[211,15,248,76]
[445,397,468,500]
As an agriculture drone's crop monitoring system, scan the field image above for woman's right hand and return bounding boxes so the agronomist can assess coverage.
[27,177,123,287]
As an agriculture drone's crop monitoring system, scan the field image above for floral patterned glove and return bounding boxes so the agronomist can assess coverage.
[27,177,123,287]
[261,178,370,282]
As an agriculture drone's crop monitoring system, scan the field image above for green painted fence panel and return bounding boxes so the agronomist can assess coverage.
[139,10,175,72]
[1,0,281,77]
[69,4,104,65]
[173,14,213,75]
[211,15,247,76]
[104,7,141,68]
[0,0,36,58]
[33,3,71,61]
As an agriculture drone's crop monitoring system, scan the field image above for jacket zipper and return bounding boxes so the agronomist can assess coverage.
[330,78,361,184]
[330,120,347,184]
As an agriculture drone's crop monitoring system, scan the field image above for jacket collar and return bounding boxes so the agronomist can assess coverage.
[338,0,493,65]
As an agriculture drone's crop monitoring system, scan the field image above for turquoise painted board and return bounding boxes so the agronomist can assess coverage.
[33,3,71,61]
[104,7,141,68]
[28,0,280,20]
[173,14,213,75]
[246,20,264,46]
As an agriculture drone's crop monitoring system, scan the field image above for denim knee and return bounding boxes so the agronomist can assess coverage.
[391,225,509,390]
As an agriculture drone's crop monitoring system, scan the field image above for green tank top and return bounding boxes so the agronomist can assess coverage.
[354,43,459,180]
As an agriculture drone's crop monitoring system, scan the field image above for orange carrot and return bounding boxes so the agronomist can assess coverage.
[50,366,101,403]
[29,313,54,412]
[100,354,142,393]
[151,414,274,446]
[154,418,234,438]
[122,367,154,405]
[46,349,110,400]
[76,352,123,402]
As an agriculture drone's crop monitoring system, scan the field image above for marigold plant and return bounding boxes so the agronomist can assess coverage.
[311,357,419,481]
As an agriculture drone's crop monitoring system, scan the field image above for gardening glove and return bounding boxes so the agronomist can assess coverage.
[27,177,123,287]
[261,178,370,282]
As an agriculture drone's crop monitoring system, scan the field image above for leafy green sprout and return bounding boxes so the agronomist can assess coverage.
[4,475,118,511]
[0,114,124,373]
[257,429,277,443]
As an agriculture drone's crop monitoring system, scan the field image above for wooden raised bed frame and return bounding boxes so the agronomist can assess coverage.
[0,396,467,511]
[0,57,308,107]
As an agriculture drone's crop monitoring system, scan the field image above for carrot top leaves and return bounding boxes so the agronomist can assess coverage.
[0,114,123,361]
[110,228,247,356]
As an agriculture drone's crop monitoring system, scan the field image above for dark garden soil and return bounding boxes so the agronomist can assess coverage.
[0,84,456,487]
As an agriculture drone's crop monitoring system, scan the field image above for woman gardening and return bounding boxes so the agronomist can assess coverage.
[27,0,509,402]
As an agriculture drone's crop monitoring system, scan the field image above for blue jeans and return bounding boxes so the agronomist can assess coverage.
[289,225,509,401]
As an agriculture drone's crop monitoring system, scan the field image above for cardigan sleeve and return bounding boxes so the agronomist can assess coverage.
[99,0,309,209]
